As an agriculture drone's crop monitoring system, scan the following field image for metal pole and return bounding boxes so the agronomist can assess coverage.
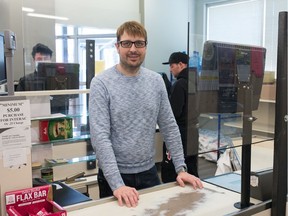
[234,84,254,209]
[271,11,287,216]
[4,30,16,96]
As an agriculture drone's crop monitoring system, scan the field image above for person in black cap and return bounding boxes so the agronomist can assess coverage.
[161,52,199,183]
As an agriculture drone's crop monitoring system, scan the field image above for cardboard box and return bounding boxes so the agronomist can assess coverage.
[5,185,67,216]
[39,118,73,142]
[260,83,276,100]
[263,71,276,84]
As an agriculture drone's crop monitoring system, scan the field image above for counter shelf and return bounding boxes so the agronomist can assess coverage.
[31,134,90,146]
[32,154,96,170]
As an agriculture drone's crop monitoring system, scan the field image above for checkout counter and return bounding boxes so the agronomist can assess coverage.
[64,182,274,216]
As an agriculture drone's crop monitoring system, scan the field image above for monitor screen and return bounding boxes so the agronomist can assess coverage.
[37,62,80,90]
[0,33,6,85]
[197,40,266,113]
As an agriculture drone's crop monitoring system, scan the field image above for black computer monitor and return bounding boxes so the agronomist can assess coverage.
[197,40,266,113]
[36,62,80,114]
[37,62,80,90]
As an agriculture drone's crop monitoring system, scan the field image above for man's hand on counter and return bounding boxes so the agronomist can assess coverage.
[176,171,204,190]
[112,173,203,208]
[113,186,139,208]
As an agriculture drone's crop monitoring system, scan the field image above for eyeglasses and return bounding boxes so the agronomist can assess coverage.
[118,40,147,48]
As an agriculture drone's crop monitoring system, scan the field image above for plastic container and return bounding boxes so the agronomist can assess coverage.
[189,51,202,74]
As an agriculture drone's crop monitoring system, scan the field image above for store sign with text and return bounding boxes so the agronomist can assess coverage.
[0,100,30,129]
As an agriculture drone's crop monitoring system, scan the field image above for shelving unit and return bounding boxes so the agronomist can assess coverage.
[223,99,275,137]
[14,90,97,182]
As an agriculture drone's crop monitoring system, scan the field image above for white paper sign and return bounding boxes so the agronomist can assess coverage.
[2,148,28,168]
[0,100,31,129]
[0,126,31,151]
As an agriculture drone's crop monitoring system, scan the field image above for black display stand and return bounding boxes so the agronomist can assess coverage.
[234,83,255,209]
[199,40,267,209]
[85,40,96,170]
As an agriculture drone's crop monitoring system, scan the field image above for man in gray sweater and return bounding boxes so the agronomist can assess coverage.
[89,21,203,208]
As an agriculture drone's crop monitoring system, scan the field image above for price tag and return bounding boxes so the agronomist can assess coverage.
[0,100,31,129]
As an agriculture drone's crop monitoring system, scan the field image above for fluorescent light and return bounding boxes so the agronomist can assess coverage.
[27,13,69,21]
[22,7,35,12]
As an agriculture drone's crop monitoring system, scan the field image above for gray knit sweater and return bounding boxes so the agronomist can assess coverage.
[89,65,186,191]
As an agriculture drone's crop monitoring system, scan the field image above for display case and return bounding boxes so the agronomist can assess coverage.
[15,89,97,182]
[194,40,275,183]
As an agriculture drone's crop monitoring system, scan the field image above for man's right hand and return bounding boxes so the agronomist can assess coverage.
[113,186,139,207]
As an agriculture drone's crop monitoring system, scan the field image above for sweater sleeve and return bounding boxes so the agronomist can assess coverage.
[89,77,124,191]
[157,79,187,173]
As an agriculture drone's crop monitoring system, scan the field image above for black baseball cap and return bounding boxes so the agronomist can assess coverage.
[162,52,189,65]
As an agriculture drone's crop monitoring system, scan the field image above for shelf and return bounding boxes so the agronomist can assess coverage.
[259,99,275,103]
[15,89,90,97]
[32,154,96,170]
[224,121,274,134]
[31,134,90,146]
[31,113,67,121]
[200,113,242,120]
[31,112,89,121]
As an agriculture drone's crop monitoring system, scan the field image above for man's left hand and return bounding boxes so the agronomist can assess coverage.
[176,171,204,190]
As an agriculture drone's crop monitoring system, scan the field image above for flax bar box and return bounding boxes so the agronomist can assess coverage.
[5,185,67,216]
[39,117,73,142]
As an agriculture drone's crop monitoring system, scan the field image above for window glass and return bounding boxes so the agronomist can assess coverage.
[55,24,118,84]
[78,27,116,35]
[207,0,264,45]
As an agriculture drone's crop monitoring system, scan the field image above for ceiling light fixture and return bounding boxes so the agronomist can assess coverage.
[27,13,69,21]
[22,7,35,12]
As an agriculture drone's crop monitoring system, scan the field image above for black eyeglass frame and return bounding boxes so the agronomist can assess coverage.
[118,40,147,48]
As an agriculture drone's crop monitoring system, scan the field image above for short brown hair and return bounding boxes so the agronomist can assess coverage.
[116,21,147,42]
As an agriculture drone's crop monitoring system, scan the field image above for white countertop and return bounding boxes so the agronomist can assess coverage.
[65,182,262,216]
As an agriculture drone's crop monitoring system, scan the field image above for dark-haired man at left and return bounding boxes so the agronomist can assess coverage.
[17,43,69,114]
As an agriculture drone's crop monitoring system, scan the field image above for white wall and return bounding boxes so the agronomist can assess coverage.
[55,0,140,29]
[143,0,189,75]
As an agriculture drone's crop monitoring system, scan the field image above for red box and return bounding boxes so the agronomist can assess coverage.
[5,185,67,216]
[39,117,73,142]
